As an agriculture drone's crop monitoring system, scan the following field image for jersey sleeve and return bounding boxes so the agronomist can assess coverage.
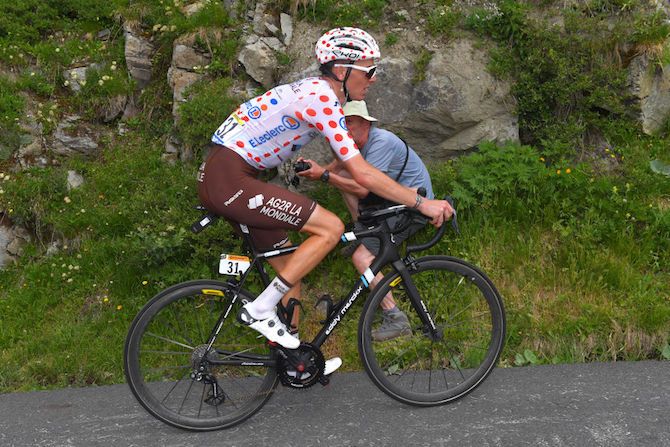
[298,87,361,162]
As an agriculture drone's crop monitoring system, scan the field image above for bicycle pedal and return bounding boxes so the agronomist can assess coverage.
[318,375,330,386]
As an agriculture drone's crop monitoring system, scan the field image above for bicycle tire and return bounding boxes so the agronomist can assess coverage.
[124,280,278,431]
[358,256,505,406]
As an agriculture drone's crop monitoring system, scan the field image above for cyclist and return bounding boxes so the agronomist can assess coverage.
[197,27,454,375]
[296,100,434,341]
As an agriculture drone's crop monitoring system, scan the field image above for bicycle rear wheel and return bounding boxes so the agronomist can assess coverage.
[359,256,505,406]
[124,280,277,431]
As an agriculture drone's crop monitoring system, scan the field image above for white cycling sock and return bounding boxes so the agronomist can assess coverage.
[245,276,292,320]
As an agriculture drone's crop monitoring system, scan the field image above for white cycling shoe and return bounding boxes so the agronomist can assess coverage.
[237,306,300,349]
[324,357,342,375]
[287,357,342,379]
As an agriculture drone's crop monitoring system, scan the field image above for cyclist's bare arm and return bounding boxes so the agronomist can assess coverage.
[342,154,454,226]
[297,157,369,198]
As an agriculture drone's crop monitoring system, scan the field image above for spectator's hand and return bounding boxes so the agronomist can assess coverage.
[295,158,326,181]
[417,198,454,227]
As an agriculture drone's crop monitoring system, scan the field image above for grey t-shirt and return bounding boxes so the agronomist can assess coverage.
[361,126,434,199]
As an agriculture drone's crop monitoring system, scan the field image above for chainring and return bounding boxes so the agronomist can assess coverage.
[276,342,325,389]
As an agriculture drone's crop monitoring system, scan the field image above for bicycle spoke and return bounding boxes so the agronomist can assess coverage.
[140,350,192,356]
[160,370,192,405]
[167,305,196,348]
[362,258,505,405]
[125,282,278,430]
[145,332,194,350]
[145,364,191,375]
[178,379,197,415]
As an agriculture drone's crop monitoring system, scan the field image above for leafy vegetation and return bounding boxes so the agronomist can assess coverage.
[293,0,389,28]
[0,0,669,392]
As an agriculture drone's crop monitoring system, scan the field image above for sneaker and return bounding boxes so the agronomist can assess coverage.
[372,310,412,341]
[286,357,342,379]
[237,305,300,349]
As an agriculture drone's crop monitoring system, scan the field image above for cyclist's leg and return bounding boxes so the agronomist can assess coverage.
[279,205,344,281]
[265,247,302,330]
[351,244,395,309]
[350,218,426,310]
[198,147,327,347]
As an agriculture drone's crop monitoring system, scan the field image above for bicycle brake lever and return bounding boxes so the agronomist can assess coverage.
[444,196,460,236]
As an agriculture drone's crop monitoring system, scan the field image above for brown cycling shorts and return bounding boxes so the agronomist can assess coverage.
[197,145,317,250]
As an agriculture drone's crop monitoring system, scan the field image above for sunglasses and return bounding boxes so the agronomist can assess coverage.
[334,64,378,79]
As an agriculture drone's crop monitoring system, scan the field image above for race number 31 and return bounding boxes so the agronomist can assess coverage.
[219,254,251,276]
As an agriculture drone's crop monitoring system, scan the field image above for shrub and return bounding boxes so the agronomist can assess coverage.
[0,77,25,160]
[298,0,388,27]
[426,4,461,37]
[466,1,631,158]
[412,48,433,84]
[176,77,243,155]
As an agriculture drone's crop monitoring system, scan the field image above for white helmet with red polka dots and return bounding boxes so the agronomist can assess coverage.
[315,27,380,64]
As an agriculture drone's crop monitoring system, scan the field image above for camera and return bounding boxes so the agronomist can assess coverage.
[294,160,311,173]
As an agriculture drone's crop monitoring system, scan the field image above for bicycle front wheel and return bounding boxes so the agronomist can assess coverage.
[124,280,278,431]
[359,256,505,406]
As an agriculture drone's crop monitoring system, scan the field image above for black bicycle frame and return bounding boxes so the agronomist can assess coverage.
[204,212,443,369]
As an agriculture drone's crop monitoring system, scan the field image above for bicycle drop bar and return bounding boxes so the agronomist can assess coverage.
[353,196,459,254]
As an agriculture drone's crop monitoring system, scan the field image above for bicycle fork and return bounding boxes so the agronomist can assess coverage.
[391,259,442,342]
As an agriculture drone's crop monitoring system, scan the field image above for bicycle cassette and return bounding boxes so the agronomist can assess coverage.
[276,343,325,389]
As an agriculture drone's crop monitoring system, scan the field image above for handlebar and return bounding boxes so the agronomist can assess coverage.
[406,196,458,254]
[354,196,459,254]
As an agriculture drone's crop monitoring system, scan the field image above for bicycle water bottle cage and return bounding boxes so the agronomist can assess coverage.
[277,297,304,332]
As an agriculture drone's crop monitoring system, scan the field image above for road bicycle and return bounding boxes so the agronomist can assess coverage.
[124,199,506,431]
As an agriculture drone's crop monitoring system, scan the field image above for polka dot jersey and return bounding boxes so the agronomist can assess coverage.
[211,77,360,170]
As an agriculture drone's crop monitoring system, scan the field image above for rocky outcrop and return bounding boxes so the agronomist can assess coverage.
[237,4,294,89]
[238,35,284,89]
[67,170,84,190]
[278,26,519,162]
[52,115,99,157]
[167,41,212,120]
[0,217,30,268]
[63,64,102,93]
[124,24,154,89]
[16,100,47,169]
[370,40,518,157]
[628,52,670,134]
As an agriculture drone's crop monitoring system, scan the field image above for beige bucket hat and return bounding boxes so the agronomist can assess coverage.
[343,100,378,122]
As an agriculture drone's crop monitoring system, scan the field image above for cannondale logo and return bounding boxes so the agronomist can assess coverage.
[248,194,264,210]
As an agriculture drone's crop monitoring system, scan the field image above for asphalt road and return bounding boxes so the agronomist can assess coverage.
[1,361,668,447]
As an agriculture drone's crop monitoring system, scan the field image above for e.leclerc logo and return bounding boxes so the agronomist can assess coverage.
[248,115,302,148]
[248,106,262,119]
[282,115,300,130]
[339,117,347,130]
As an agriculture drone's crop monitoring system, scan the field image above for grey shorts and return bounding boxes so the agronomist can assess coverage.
[352,216,426,255]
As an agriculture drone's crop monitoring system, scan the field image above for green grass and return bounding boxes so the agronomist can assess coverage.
[1,133,669,392]
[1,0,670,393]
